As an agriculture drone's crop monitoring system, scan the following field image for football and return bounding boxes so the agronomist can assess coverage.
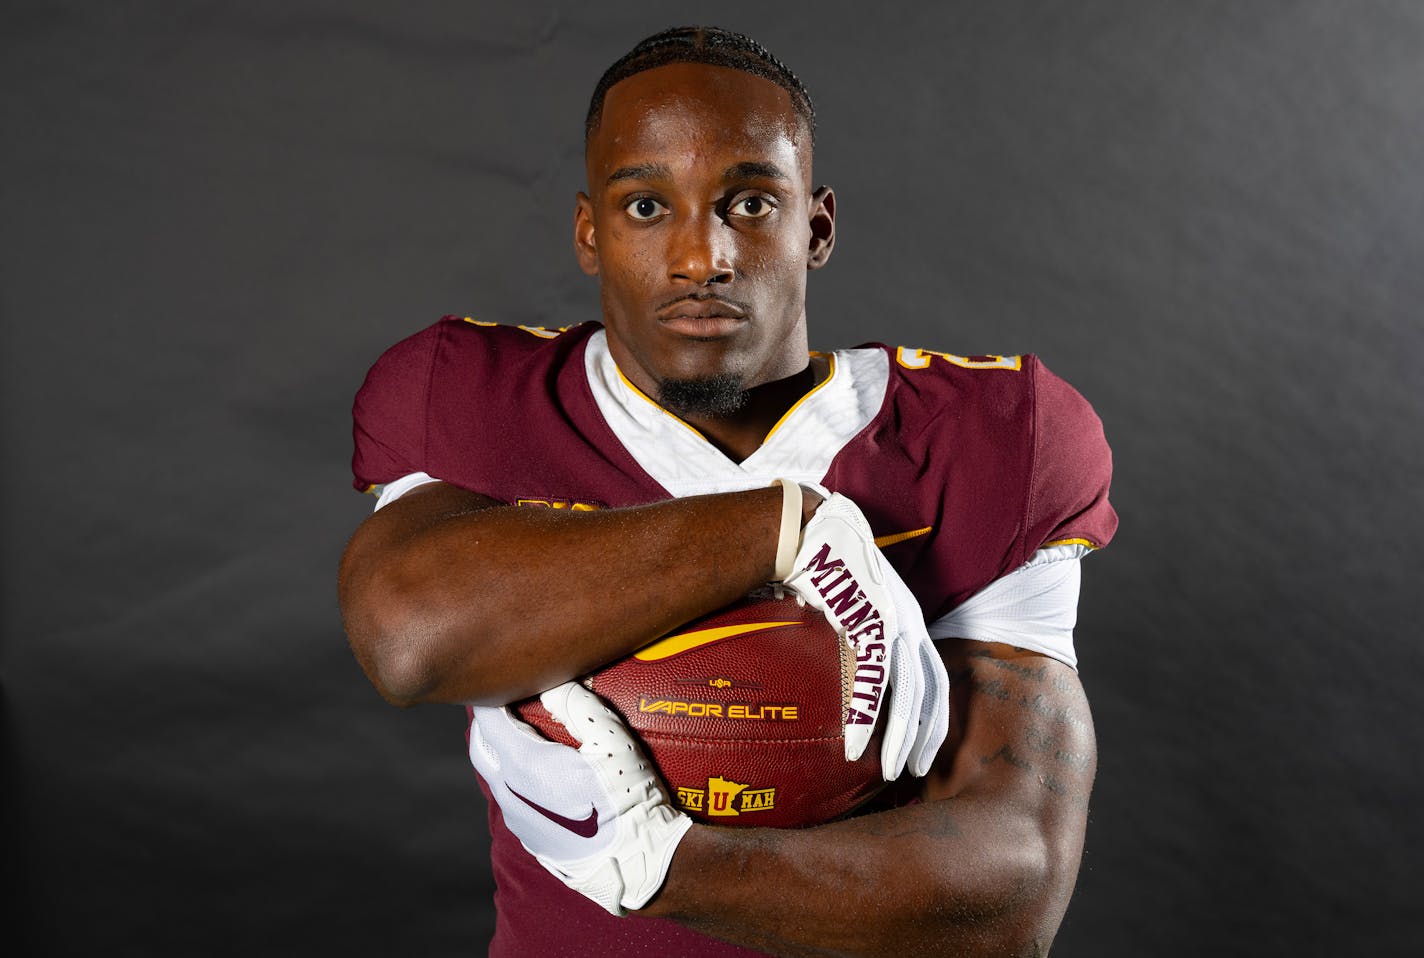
[514,587,885,828]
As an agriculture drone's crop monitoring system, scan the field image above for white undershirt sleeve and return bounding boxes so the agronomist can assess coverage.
[926,544,1092,670]
[372,471,441,510]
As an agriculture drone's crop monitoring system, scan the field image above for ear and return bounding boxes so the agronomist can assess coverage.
[806,185,836,271]
[574,192,598,276]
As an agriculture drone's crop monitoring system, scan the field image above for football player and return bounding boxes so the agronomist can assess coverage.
[339,25,1116,957]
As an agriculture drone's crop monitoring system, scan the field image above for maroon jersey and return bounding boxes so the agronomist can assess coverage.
[351,317,1116,956]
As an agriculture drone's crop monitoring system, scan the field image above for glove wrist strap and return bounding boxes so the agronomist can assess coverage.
[770,479,802,582]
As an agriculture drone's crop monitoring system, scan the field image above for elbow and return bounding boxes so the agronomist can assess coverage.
[339,564,475,708]
[999,846,1062,958]
[980,829,1079,958]
[343,599,444,707]
[354,630,442,708]
[919,826,1074,958]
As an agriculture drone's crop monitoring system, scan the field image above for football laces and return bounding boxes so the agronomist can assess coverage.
[769,582,808,607]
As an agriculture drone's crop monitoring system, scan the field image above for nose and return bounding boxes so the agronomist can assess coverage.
[667,210,734,286]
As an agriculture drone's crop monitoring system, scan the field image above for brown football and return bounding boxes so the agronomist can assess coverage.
[513,588,886,828]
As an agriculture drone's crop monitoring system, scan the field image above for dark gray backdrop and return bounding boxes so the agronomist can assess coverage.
[4,1,1421,955]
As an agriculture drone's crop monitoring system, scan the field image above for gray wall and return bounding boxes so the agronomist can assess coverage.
[5,1,1420,954]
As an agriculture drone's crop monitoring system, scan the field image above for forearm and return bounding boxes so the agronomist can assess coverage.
[338,483,800,706]
[645,794,1063,958]
[642,641,1095,957]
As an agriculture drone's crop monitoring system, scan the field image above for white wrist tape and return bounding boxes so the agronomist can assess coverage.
[770,479,802,582]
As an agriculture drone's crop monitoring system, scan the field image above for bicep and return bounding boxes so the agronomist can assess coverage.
[924,639,1097,880]
[337,481,505,680]
[339,480,504,590]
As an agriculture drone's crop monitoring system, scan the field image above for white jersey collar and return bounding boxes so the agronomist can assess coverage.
[584,327,889,498]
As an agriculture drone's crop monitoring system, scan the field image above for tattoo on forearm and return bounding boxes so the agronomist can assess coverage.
[955,652,1096,811]
[984,738,1091,810]
[1022,693,1090,734]
[1039,772,1071,797]
[1024,724,1092,773]
[974,677,1011,701]
[952,662,1013,702]
[966,648,1047,682]
[980,744,1032,772]
[1054,744,1092,773]
[993,658,1047,683]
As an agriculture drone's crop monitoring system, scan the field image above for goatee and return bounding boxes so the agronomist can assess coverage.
[657,375,749,418]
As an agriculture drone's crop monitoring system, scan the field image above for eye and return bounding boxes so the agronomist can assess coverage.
[624,197,668,221]
[729,195,775,219]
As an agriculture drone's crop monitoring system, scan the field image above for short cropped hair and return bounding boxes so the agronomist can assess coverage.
[585,26,816,144]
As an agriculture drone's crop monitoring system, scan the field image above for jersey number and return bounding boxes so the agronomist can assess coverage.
[896,347,1021,371]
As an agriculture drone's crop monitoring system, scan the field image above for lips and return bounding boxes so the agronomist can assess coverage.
[657,297,749,337]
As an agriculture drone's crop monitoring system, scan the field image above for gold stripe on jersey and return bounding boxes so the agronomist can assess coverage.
[461,317,579,338]
[874,526,933,548]
[612,366,712,442]
[762,354,837,443]
[1042,536,1099,550]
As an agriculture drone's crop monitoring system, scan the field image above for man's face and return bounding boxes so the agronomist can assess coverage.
[576,63,834,408]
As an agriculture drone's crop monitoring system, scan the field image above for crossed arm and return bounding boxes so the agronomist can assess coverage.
[338,482,1096,957]
[338,480,811,706]
[647,641,1095,957]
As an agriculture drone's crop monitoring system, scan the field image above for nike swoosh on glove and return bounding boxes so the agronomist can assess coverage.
[468,682,692,915]
[780,491,951,779]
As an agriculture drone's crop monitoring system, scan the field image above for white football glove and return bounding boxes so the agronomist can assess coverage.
[780,491,950,779]
[468,682,692,916]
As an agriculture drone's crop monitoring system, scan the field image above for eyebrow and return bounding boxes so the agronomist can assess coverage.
[606,163,673,185]
[605,160,791,186]
[722,161,789,181]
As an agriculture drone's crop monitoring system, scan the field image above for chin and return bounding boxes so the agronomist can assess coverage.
[657,374,749,417]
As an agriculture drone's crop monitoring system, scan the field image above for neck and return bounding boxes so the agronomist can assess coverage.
[679,359,825,463]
